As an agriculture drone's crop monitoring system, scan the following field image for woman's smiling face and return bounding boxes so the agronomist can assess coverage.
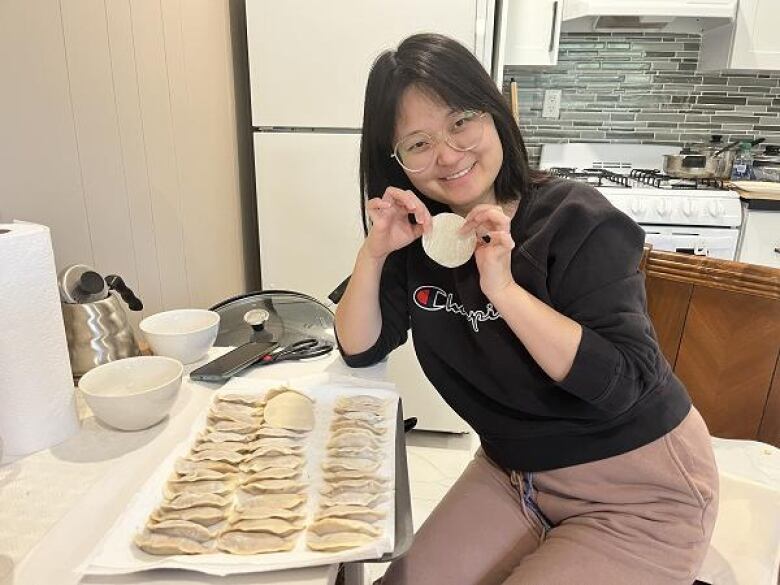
[393,85,504,216]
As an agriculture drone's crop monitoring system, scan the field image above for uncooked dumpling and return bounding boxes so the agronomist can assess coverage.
[217,393,265,407]
[330,419,386,436]
[335,395,386,413]
[217,531,295,554]
[327,434,379,452]
[210,420,259,434]
[135,531,212,555]
[230,517,305,535]
[163,478,235,499]
[315,505,386,523]
[249,444,302,457]
[151,506,225,526]
[321,478,387,495]
[263,390,315,432]
[309,517,380,537]
[337,410,386,424]
[322,457,380,473]
[209,401,262,417]
[248,437,304,450]
[146,519,217,542]
[326,446,380,459]
[208,410,262,426]
[254,426,306,438]
[241,479,307,495]
[201,430,254,443]
[174,458,235,476]
[162,493,230,511]
[228,507,305,523]
[237,493,307,511]
[187,450,245,464]
[170,467,227,483]
[306,531,375,552]
[239,455,304,474]
[193,441,248,453]
[241,467,300,482]
[323,469,388,482]
[321,491,385,507]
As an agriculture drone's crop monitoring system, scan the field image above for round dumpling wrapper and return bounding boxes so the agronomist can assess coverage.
[421,212,476,268]
[263,391,315,432]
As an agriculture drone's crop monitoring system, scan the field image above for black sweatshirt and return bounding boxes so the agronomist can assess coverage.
[339,178,691,472]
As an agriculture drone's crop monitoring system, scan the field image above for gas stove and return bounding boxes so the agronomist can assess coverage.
[548,167,727,192]
[539,143,743,259]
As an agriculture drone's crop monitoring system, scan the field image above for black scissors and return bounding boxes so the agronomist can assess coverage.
[257,338,334,366]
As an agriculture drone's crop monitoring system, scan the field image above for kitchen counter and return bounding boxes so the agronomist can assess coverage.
[730,182,780,211]
[1,349,406,585]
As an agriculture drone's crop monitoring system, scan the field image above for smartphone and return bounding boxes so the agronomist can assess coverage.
[190,340,279,383]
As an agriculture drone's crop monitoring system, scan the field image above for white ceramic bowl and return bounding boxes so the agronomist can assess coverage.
[139,309,220,364]
[78,356,183,431]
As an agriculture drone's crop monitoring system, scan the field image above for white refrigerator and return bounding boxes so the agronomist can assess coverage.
[246,0,498,433]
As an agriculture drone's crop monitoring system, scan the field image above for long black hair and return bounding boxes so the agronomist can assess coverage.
[359,33,546,233]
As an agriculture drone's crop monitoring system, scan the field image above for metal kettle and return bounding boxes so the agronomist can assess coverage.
[58,265,144,378]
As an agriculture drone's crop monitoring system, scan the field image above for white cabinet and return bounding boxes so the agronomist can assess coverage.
[700,0,780,72]
[497,0,563,69]
[737,205,780,269]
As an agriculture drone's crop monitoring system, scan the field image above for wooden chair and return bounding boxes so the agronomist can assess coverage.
[640,246,780,447]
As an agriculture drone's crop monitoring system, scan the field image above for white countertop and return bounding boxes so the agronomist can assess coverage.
[1,348,389,585]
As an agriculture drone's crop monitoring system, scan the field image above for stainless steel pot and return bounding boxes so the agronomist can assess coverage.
[663,150,724,179]
[663,137,765,179]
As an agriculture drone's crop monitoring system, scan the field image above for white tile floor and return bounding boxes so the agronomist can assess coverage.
[366,429,480,583]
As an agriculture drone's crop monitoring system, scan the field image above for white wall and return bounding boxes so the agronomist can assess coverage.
[0,0,252,323]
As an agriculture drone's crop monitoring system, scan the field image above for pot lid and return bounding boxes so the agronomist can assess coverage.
[209,290,335,347]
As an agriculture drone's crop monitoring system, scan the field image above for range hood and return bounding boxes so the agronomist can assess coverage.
[562,0,737,34]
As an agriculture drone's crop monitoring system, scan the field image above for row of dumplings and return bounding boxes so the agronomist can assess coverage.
[306,394,392,552]
[135,387,317,555]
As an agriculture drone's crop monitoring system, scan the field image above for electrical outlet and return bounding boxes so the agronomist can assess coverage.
[542,89,562,119]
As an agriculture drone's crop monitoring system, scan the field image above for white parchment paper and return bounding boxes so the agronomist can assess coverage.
[81,373,398,576]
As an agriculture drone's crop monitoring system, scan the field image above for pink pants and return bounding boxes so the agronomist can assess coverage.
[382,407,719,585]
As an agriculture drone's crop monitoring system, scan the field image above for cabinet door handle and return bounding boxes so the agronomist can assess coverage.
[774,247,780,254]
[549,1,559,52]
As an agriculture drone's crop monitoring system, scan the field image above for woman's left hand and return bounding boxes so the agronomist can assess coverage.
[460,204,516,300]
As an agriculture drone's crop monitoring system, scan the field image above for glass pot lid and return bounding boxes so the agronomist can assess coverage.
[209,290,335,347]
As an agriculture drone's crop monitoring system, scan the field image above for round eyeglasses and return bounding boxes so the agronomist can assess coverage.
[391,110,487,174]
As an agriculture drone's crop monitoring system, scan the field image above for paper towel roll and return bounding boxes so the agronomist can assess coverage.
[0,223,80,461]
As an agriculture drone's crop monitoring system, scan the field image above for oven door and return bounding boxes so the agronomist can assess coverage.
[641,226,740,260]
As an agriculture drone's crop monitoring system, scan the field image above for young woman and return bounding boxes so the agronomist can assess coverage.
[335,33,718,585]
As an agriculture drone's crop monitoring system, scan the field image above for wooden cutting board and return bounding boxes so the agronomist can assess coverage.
[731,181,780,200]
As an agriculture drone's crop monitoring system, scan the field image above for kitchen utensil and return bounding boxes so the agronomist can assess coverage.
[256,337,334,366]
[139,309,220,364]
[58,264,108,303]
[663,137,765,179]
[78,356,183,431]
[62,293,142,378]
[509,78,519,125]
[209,290,335,348]
[105,274,143,311]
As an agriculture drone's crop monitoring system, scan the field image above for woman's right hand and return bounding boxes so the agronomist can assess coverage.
[363,187,432,259]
